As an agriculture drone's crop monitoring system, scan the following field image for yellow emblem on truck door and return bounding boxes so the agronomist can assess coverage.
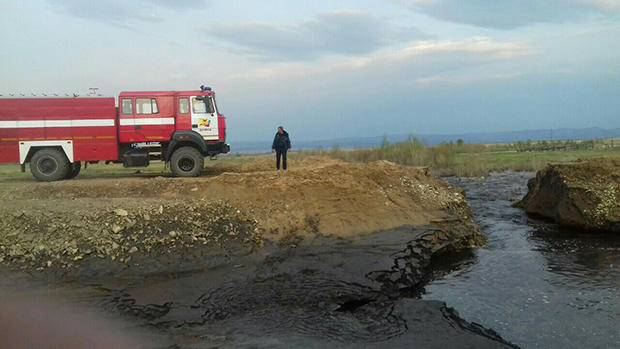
[198,118,210,127]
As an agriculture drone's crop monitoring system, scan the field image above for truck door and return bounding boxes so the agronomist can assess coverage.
[190,96,219,141]
[119,97,164,143]
[118,97,137,143]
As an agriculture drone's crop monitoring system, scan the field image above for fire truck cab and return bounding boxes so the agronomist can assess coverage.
[0,86,230,181]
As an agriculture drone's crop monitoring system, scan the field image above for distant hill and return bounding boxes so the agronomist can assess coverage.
[231,127,620,153]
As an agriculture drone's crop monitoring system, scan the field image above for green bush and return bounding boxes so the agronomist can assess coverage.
[295,136,620,177]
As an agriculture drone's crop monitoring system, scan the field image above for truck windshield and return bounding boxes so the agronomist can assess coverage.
[192,97,215,114]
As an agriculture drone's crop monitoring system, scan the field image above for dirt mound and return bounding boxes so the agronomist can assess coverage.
[0,156,484,273]
[1,157,478,239]
[0,201,261,272]
[515,158,620,232]
[215,155,332,173]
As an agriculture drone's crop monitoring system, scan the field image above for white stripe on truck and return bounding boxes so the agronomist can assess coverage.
[118,118,175,126]
[0,119,115,128]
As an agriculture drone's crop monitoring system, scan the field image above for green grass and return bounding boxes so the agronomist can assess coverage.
[1,139,618,181]
[292,136,620,177]
[0,161,168,181]
[0,153,267,182]
[449,148,620,176]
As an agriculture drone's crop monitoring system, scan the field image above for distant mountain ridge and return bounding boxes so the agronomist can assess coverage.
[231,127,620,154]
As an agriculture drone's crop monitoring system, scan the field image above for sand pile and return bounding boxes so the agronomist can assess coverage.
[0,156,484,272]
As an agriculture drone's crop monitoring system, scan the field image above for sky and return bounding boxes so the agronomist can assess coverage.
[0,0,619,142]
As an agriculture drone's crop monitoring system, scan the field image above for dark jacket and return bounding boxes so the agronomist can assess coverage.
[272,131,291,150]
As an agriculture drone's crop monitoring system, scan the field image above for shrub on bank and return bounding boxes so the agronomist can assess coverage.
[292,136,620,177]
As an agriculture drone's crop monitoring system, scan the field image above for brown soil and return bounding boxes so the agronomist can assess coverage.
[0,156,484,272]
[516,158,620,232]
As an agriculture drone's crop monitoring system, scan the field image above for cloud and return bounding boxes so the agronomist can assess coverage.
[205,11,429,61]
[48,0,208,26]
[395,0,620,29]
[224,36,538,84]
[414,72,525,86]
[148,0,209,10]
[579,0,620,10]
[212,36,544,141]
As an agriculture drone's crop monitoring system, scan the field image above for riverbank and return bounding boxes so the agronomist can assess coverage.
[515,158,619,233]
[0,157,519,347]
[0,156,485,276]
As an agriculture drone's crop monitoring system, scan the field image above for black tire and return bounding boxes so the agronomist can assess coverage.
[170,146,204,177]
[30,148,70,182]
[64,161,81,179]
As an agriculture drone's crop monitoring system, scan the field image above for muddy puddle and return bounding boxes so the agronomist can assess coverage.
[424,172,620,348]
[1,226,515,348]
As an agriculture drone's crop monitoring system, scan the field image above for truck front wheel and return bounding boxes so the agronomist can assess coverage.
[170,147,204,177]
[30,148,70,182]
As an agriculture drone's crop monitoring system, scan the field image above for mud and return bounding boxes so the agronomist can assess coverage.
[4,227,513,348]
[0,200,261,274]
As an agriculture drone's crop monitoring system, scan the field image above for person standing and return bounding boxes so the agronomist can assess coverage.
[271,126,291,170]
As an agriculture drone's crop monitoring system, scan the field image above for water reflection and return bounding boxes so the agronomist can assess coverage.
[529,225,620,289]
[423,172,620,348]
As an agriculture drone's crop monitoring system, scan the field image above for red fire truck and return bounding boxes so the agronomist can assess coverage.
[0,86,229,181]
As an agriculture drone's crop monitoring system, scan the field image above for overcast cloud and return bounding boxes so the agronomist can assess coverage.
[206,11,428,60]
[48,0,209,26]
[395,0,620,29]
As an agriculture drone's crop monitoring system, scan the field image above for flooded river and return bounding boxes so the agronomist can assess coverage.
[424,172,620,348]
[2,171,618,348]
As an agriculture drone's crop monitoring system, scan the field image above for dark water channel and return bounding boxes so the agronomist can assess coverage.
[424,172,620,348]
[2,226,516,348]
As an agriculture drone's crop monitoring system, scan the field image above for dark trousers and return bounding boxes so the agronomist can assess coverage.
[275,149,287,170]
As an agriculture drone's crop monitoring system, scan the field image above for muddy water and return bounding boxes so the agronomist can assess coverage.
[424,172,620,348]
[1,226,515,348]
[84,228,515,348]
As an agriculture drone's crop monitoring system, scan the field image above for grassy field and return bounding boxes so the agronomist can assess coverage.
[0,154,268,181]
[448,148,620,176]
[292,136,620,176]
[1,138,619,180]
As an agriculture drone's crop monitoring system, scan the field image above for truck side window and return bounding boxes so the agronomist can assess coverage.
[136,98,159,114]
[179,98,189,114]
[206,98,215,114]
[192,97,215,114]
[121,99,133,114]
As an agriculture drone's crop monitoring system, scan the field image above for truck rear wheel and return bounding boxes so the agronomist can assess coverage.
[30,148,70,182]
[64,161,81,179]
[170,147,204,177]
